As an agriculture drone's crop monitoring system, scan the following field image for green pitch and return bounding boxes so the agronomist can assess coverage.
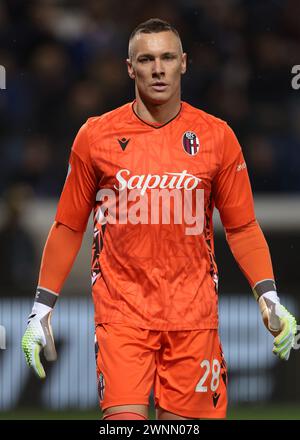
[0,404,300,420]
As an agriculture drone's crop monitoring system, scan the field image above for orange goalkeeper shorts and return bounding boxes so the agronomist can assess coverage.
[95,323,228,419]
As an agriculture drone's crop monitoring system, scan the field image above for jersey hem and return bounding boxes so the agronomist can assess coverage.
[94,319,219,331]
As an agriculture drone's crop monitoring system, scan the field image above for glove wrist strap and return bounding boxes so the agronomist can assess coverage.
[29,287,59,321]
[253,279,277,300]
[35,286,58,308]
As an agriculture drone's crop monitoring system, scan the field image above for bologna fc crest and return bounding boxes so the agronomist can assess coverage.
[182,131,200,156]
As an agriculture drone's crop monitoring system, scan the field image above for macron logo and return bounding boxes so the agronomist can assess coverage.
[118,138,130,151]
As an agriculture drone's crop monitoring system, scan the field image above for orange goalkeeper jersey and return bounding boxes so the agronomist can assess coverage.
[55,101,255,330]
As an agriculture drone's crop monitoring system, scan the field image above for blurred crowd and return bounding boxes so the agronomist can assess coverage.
[0,0,300,197]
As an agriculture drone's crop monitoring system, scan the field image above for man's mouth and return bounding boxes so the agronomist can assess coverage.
[151,82,168,92]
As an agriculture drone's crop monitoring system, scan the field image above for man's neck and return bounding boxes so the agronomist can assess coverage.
[134,94,181,125]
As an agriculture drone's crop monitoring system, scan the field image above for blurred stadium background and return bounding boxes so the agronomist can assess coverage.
[0,0,300,420]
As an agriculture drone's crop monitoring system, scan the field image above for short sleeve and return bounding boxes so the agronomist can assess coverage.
[55,122,98,231]
[212,124,255,229]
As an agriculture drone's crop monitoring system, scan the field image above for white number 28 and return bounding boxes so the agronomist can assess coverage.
[195,359,221,393]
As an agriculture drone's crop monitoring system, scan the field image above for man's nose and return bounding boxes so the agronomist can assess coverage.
[152,58,164,76]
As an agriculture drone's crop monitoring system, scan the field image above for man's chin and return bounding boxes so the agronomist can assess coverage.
[144,92,171,105]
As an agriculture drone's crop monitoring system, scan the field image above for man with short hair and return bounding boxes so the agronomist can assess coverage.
[22,18,297,420]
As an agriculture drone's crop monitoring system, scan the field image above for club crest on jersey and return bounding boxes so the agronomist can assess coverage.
[182,131,200,156]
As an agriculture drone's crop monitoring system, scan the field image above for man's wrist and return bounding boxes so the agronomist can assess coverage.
[252,279,277,300]
[35,287,59,307]
[30,287,59,320]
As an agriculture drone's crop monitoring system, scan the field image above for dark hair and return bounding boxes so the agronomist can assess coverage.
[129,18,181,42]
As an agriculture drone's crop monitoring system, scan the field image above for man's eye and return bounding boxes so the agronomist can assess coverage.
[139,58,150,63]
[163,54,176,60]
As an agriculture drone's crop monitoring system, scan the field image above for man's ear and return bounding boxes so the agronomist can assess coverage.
[126,58,135,80]
[181,53,187,75]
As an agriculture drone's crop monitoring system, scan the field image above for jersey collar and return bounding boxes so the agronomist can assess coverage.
[131,100,183,129]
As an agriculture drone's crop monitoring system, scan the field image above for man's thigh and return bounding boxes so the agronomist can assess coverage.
[154,329,228,419]
[95,323,160,412]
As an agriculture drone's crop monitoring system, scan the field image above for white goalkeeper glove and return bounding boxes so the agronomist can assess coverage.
[258,291,297,361]
[22,289,58,379]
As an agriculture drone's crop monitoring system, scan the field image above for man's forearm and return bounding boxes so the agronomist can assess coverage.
[225,219,274,292]
[22,221,84,378]
[226,218,297,360]
[38,221,84,294]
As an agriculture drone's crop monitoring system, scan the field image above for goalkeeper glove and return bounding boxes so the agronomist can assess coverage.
[22,288,58,379]
[258,290,297,361]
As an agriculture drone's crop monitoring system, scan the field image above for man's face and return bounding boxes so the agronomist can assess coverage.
[127,31,187,105]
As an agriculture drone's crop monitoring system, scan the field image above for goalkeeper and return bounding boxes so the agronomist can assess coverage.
[22,18,297,420]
